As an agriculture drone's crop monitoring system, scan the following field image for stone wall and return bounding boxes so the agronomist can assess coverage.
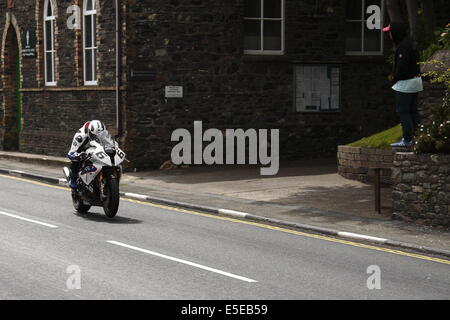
[392,152,450,227]
[0,1,447,169]
[337,146,394,184]
[124,0,397,168]
[0,0,399,168]
[0,0,124,156]
[20,90,119,155]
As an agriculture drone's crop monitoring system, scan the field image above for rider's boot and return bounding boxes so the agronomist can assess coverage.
[69,172,78,189]
[69,161,81,189]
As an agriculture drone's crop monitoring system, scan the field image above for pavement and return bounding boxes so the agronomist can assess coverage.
[1,172,449,299]
[1,151,450,256]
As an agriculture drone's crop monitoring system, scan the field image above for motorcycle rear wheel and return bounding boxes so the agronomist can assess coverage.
[103,178,119,218]
[72,191,91,213]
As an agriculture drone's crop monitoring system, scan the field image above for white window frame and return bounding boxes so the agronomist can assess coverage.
[83,0,98,86]
[345,0,384,56]
[43,0,56,86]
[244,0,285,55]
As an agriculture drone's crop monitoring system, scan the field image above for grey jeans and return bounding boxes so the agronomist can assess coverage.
[395,91,421,143]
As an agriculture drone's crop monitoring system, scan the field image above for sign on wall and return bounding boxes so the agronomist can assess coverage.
[129,68,155,81]
[22,30,36,59]
[295,65,341,112]
[165,86,183,98]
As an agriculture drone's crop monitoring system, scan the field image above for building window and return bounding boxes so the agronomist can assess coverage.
[345,0,384,55]
[44,0,56,86]
[83,0,98,85]
[294,65,341,113]
[244,0,284,54]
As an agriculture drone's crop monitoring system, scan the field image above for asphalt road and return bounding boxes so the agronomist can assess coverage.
[0,174,449,300]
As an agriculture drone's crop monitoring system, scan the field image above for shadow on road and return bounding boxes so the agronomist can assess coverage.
[73,211,143,224]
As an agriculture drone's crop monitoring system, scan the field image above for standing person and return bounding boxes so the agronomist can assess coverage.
[383,22,423,147]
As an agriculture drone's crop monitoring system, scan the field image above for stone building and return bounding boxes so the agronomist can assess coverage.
[0,0,447,169]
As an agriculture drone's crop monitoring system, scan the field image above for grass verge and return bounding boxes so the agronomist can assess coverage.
[347,125,402,149]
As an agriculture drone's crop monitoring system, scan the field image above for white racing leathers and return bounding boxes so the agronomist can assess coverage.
[68,122,91,160]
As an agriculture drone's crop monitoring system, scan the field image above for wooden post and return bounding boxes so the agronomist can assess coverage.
[374,168,381,214]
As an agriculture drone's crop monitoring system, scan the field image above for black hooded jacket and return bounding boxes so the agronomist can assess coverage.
[391,22,420,84]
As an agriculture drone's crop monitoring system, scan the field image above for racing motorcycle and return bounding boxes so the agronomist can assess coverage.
[63,131,126,218]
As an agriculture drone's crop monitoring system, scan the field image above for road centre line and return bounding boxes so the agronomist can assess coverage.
[0,209,58,229]
[107,240,258,283]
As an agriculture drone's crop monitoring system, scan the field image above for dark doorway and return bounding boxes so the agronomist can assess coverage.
[2,26,21,151]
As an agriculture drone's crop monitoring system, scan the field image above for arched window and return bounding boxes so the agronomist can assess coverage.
[83,0,97,85]
[44,0,56,85]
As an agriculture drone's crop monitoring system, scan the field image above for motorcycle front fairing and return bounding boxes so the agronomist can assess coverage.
[79,135,125,186]
[79,142,107,186]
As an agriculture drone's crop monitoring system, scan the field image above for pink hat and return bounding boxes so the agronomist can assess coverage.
[382,24,391,32]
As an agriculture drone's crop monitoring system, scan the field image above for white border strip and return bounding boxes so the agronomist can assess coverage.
[107,240,257,283]
[9,170,25,176]
[123,193,149,201]
[218,209,248,218]
[0,210,58,228]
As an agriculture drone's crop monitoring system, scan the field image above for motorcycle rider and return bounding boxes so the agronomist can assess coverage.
[67,120,107,189]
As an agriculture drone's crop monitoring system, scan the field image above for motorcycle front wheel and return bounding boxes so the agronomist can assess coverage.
[103,178,120,218]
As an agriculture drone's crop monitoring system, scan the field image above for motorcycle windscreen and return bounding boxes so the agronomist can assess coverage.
[95,131,114,147]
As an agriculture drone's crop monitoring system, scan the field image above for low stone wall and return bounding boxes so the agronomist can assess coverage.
[337,146,394,184]
[392,152,450,227]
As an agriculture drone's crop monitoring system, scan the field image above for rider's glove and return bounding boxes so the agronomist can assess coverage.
[68,152,86,162]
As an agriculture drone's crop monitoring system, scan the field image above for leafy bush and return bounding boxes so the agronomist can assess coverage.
[415,91,450,153]
[420,59,450,88]
[415,23,450,154]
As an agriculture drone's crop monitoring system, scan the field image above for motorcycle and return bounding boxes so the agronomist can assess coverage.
[63,131,126,218]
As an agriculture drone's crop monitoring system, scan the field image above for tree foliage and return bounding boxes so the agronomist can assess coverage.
[420,24,450,60]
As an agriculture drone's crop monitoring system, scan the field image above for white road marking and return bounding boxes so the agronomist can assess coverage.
[107,240,258,283]
[0,210,58,229]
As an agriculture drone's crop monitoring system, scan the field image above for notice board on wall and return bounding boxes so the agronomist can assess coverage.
[294,65,341,112]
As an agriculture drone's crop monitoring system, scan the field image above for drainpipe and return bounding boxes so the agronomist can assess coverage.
[115,0,123,138]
